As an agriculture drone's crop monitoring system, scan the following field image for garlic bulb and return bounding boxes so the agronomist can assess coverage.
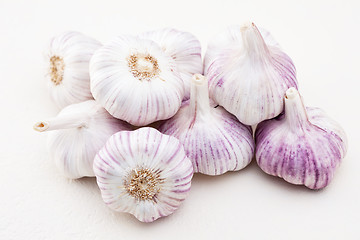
[90,35,184,126]
[140,28,203,100]
[204,22,298,125]
[46,31,102,108]
[93,127,193,222]
[159,74,254,175]
[255,88,348,189]
[33,100,131,179]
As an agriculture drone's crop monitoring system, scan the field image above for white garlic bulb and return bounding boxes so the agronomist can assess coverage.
[204,22,298,125]
[93,127,193,222]
[90,35,185,126]
[33,100,131,179]
[46,31,102,108]
[255,88,348,189]
[159,74,254,175]
[140,28,203,100]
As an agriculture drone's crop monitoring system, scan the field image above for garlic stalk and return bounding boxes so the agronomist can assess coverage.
[159,74,254,175]
[140,28,203,100]
[255,88,348,189]
[46,31,102,108]
[94,127,193,222]
[90,35,185,126]
[204,22,298,125]
[34,100,131,179]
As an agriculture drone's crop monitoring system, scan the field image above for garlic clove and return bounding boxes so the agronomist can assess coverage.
[159,74,255,175]
[255,88,348,189]
[90,35,185,126]
[93,127,193,222]
[204,22,298,125]
[46,31,102,108]
[139,28,203,100]
[34,100,132,179]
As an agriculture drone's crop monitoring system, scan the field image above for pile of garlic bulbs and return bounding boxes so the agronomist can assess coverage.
[34,23,348,223]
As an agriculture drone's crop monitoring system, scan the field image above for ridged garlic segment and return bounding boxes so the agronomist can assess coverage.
[255,88,348,189]
[204,22,298,125]
[33,100,131,179]
[90,35,184,126]
[140,28,203,100]
[93,127,193,222]
[46,31,102,108]
[159,74,254,175]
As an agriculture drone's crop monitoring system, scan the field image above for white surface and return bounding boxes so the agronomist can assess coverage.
[1,0,360,239]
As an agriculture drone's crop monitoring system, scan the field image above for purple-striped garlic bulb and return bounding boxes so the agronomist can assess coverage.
[204,22,298,125]
[140,28,203,100]
[33,100,131,179]
[90,35,184,126]
[93,127,193,222]
[46,31,102,108]
[255,88,348,189]
[159,74,255,175]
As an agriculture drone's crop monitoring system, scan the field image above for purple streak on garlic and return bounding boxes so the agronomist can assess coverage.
[139,28,203,100]
[90,35,185,126]
[159,74,254,175]
[33,100,131,179]
[204,22,298,125]
[46,31,102,108]
[255,88,348,189]
[93,127,193,222]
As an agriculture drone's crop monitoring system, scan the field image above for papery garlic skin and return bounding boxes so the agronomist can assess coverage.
[90,35,184,126]
[159,74,254,175]
[255,88,348,189]
[140,28,203,100]
[204,22,298,125]
[46,31,102,108]
[33,100,131,179]
[93,127,193,222]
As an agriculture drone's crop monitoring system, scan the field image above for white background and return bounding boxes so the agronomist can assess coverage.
[1,0,359,239]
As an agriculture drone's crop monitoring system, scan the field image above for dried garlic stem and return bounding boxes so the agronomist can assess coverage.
[284,87,309,129]
[33,113,90,132]
[189,74,211,120]
[241,22,270,59]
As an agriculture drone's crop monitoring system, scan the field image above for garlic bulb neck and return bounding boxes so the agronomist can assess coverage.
[284,87,309,130]
[189,74,211,120]
[241,22,270,60]
[33,113,89,132]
